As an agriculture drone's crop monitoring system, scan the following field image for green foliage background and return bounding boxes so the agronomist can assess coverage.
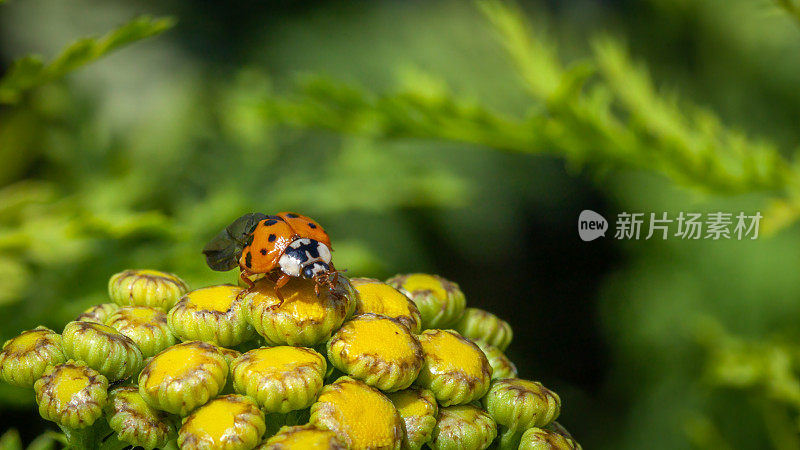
[2,0,800,448]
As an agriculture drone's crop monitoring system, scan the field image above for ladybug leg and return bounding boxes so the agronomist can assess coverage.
[272,273,291,307]
[239,271,255,289]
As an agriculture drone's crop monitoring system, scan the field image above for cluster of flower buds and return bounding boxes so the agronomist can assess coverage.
[0,269,581,449]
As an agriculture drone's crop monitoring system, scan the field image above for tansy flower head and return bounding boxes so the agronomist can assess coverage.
[106,306,176,358]
[231,346,326,413]
[76,303,120,323]
[386,274,465,330]
[179,394,266,450]
[454,308,513,351]
[0,327,66,387]
[429,404,497,450]
[243,276,356,347]
[415,329,492,406]
[327,313,423,392]
[109,269,189,310]
[258,424,346,449]
[106,385,176,449]
[519,427,582,450]
[34,360,108,429]
[310,376,404,450]
[61,320,143,382]
[138,341,228,416]
[387,387,438,450]
[168,285,254,347]
[472,339,518,380]
[350,278,422,333]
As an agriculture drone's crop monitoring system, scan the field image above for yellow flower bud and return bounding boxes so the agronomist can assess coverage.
[0,327,66,387]
[327,313,423,392]
[310,376,404,450]
[106,306,176,358]
[243,276,356,347]
[109,269,189,310]
[34,360,108,429]
[179,394,266,450]
[350,278,421,333]
[231,346,326,413]
[415,329,492,406]
[258,424,346,449]
[168,285,254,347]
[386,274,465,330]
[106,386,176,449]
[387,387,438,450]
[138,341,228,416]
[61,321,143,382]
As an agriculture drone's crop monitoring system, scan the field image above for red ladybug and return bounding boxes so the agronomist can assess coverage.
[203,212,337,298]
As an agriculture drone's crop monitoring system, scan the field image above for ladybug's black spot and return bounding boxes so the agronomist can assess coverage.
[308,223,317,229]
[268,234,276,242]
[260,249,267,255]
[244,251,252,268]
[264,219,278,226]
[287,213,299,218]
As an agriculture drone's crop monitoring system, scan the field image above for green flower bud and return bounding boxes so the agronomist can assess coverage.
[387,387,438,450]
[106,306,176,358]
[138,341,228,416]
[0,327,66,387]
[327,313,423,392]
[76,303,120,323]
[109,269,189,310]
[106,386,176,449]
[231,346,326,413]
[243,276,356,347]
[310,376,404,450]
[519,427,582,450]
[386,274,465,330]
[415,330,492,406]
[453,308,512,351]
[34,360,108,429]
[179,394,266,450]
[483,378,561,449]
[168,285,254,347]
[258,424,346,449]
[483,378,560,430]
[472,339,517,380]
[350,278,422,333]
[429,405,497,450]
[62,321,143,382]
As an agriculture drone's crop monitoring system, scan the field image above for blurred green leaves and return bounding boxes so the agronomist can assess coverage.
[0,15,174,104]
[268,0,800,233]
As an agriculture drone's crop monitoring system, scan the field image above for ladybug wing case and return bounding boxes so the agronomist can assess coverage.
[202,213,269,271]
[277,212,332,249]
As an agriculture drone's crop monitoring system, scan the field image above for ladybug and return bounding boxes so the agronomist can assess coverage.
[202,212,338,299]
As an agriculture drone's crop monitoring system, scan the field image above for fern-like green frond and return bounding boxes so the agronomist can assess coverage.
[266,0,800,232]
[0,15,175,104]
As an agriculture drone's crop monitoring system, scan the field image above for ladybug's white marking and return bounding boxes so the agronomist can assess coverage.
[279,238,332,279]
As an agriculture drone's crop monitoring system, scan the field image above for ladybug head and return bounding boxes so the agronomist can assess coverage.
[202,213,268,271]
[278,238,332,279]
